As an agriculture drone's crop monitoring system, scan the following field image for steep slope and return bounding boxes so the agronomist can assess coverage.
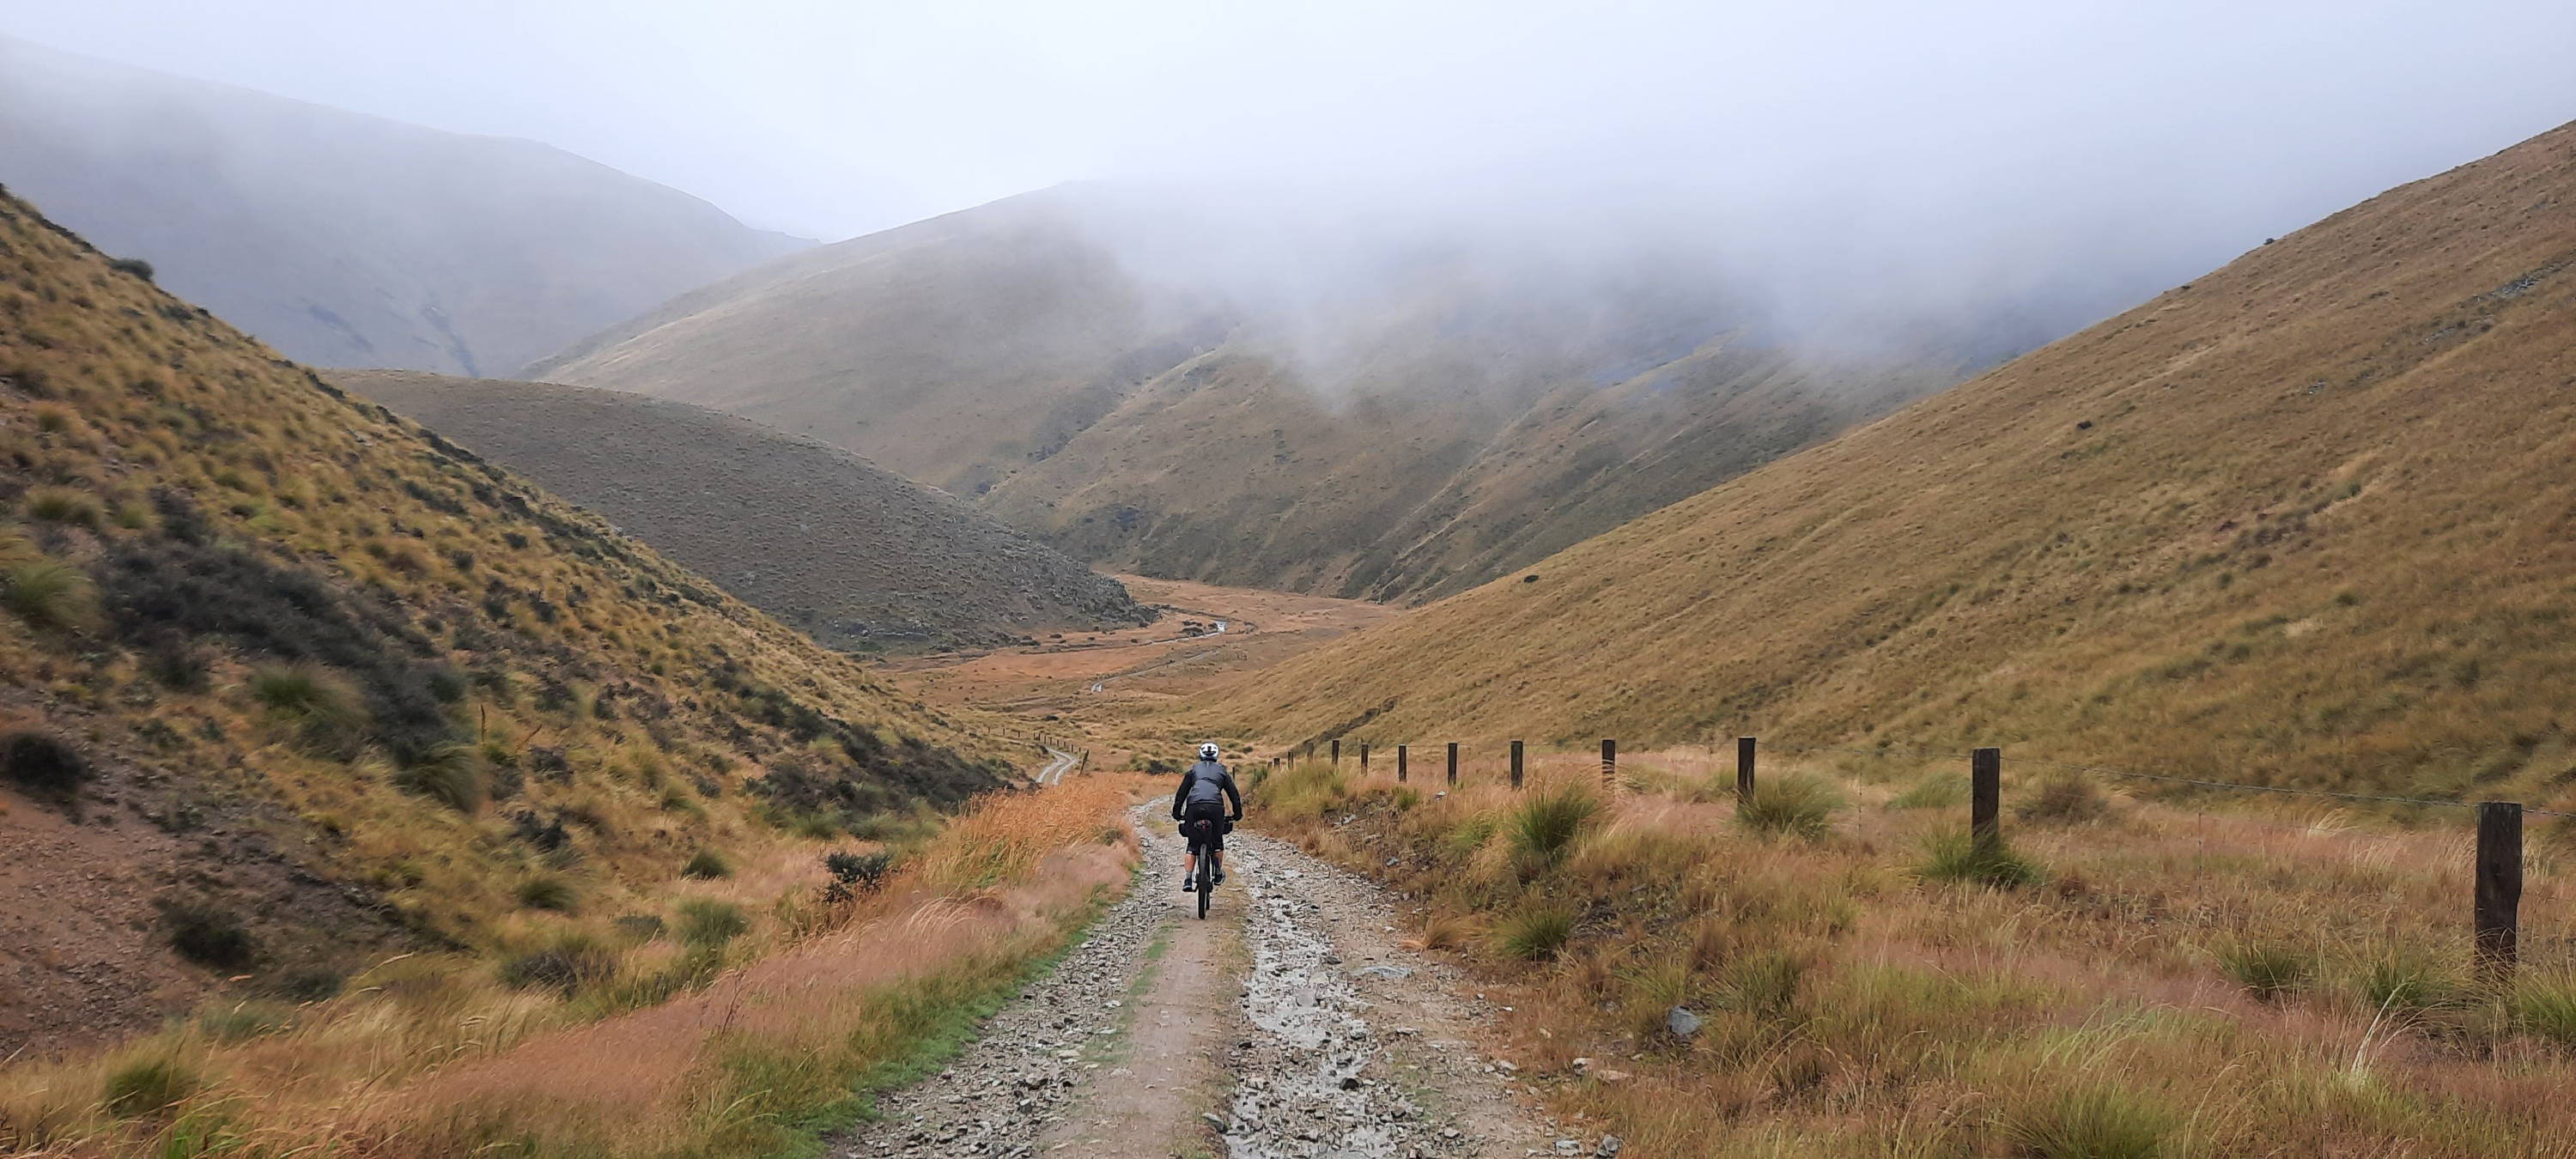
[0,35,805,376]
[527,187,1963,601]
[0,186,1001,1057]
[333,370,1150,652]
[1194,120,2576,802]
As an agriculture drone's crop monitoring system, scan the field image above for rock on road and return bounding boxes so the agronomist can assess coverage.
[829,802,1566,1158]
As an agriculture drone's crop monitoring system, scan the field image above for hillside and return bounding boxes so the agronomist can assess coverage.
[333,370,1150,652]
[1194,119,2576,802]
[527,186,1961,601]
[0,185,1006,1059]
[0,35,805,377]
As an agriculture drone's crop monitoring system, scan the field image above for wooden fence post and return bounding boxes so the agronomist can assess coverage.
[2476,801,2524,984]
[1510,740,1525,789]
[1971,747,2002,850]
[1447,742,1459,786]
[1601,739,1617,793]
[1737,737,1757,809]
[1397,744,1408,783]
[1331,738,1340,767]
[1360,743,1370,776]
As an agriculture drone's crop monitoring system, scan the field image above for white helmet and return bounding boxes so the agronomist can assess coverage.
[1198,742,1219,762]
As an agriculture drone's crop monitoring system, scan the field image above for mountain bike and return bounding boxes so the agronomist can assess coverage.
[1190,818,1216,919]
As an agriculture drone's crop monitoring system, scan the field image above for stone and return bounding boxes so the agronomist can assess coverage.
[1667,1005,1702,1038]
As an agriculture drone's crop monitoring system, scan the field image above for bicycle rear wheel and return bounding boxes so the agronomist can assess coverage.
[1196,840,1212,919]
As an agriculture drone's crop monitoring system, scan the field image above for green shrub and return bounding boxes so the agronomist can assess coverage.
[1508,786,1599,864]
[1735,772,1843,838]
[2003,1084,2172,1159]
[22,486,102,528]
[392,743,487,813]
[3,560,98,631]
[102,1054,195,1118]
[682,849,734,879]
[823,850,894,900]
[2019,773,2112,824]
[250,662,369,756]
[1918,831,2043,889]
[516,875,578,913]
[107,256,156,282]
[2215,940,2311,1003]
[0,731,86,796]
[158,897,254,969]
[677,897,750,949]
[1493,901,1575,961]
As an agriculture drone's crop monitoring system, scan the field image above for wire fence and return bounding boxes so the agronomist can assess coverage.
[1270,731,2543,980]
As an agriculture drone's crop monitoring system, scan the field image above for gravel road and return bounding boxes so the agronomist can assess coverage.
[828,800,1576,1158]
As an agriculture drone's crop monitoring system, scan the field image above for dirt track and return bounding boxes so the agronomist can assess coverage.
[829,801,1595,1158]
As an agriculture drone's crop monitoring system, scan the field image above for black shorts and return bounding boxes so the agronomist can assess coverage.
[1179,804,1228,853]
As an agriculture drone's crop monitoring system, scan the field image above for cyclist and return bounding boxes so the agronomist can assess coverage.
[1171,742,1242,893]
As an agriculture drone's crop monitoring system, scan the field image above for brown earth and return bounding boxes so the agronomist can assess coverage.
[334,369,1149,652]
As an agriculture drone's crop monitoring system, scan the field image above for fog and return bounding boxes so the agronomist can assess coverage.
[12,0,2576,361]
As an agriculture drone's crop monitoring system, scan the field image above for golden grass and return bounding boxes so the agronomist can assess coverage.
[1251,749,2576,1155]
[1187,120,2576,809]
[0,778,1137,1156]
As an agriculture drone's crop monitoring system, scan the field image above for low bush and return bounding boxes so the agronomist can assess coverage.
[158,897,254,969]
[250,662,370,757]
[1918,831,2044,889]
[1735,772,1844,838]
[0,731,86,796]
[516,875,578,913]
[101,1054,194,1118]
[498,935,619,998]
[676,897,750,950]
[682,849,735,879]
[3,560,98,631]
[823,849,894,900]
[1493,900,1575,961]
[1508,786,1599,864]
[106,256,155,282]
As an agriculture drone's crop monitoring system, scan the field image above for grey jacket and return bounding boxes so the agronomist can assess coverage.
[1171,761,1242,819]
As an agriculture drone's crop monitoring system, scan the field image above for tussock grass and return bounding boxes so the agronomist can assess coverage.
[2002,1084,2172,1159]
[1735,772,1843,838]
[100,1053,194,1119]
[392,742,488,813]
[1508,786,1598,864]
[515,876,578,913]
[1493,901,1575,961]
[21,484,102,527]
[1918,831,2043,889]
[2215,939,2312,1004]
[2,559,97,631]
[682,848,734,879]
[1885,773,1969,810]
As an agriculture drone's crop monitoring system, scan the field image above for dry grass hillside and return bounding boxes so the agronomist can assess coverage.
[0,35,805,376]
[331,371,1149,652]
[0,185,1017,1063]
[1195,119,2576,804]
[527,186,1959,602]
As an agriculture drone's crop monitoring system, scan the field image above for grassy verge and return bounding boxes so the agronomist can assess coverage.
[1245,751,2576,1155]
[0,778,1143,1157]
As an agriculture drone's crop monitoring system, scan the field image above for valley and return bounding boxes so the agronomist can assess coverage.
[4,12,2576,1157]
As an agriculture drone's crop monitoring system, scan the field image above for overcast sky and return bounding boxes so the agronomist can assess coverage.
[9,0,2574,246]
